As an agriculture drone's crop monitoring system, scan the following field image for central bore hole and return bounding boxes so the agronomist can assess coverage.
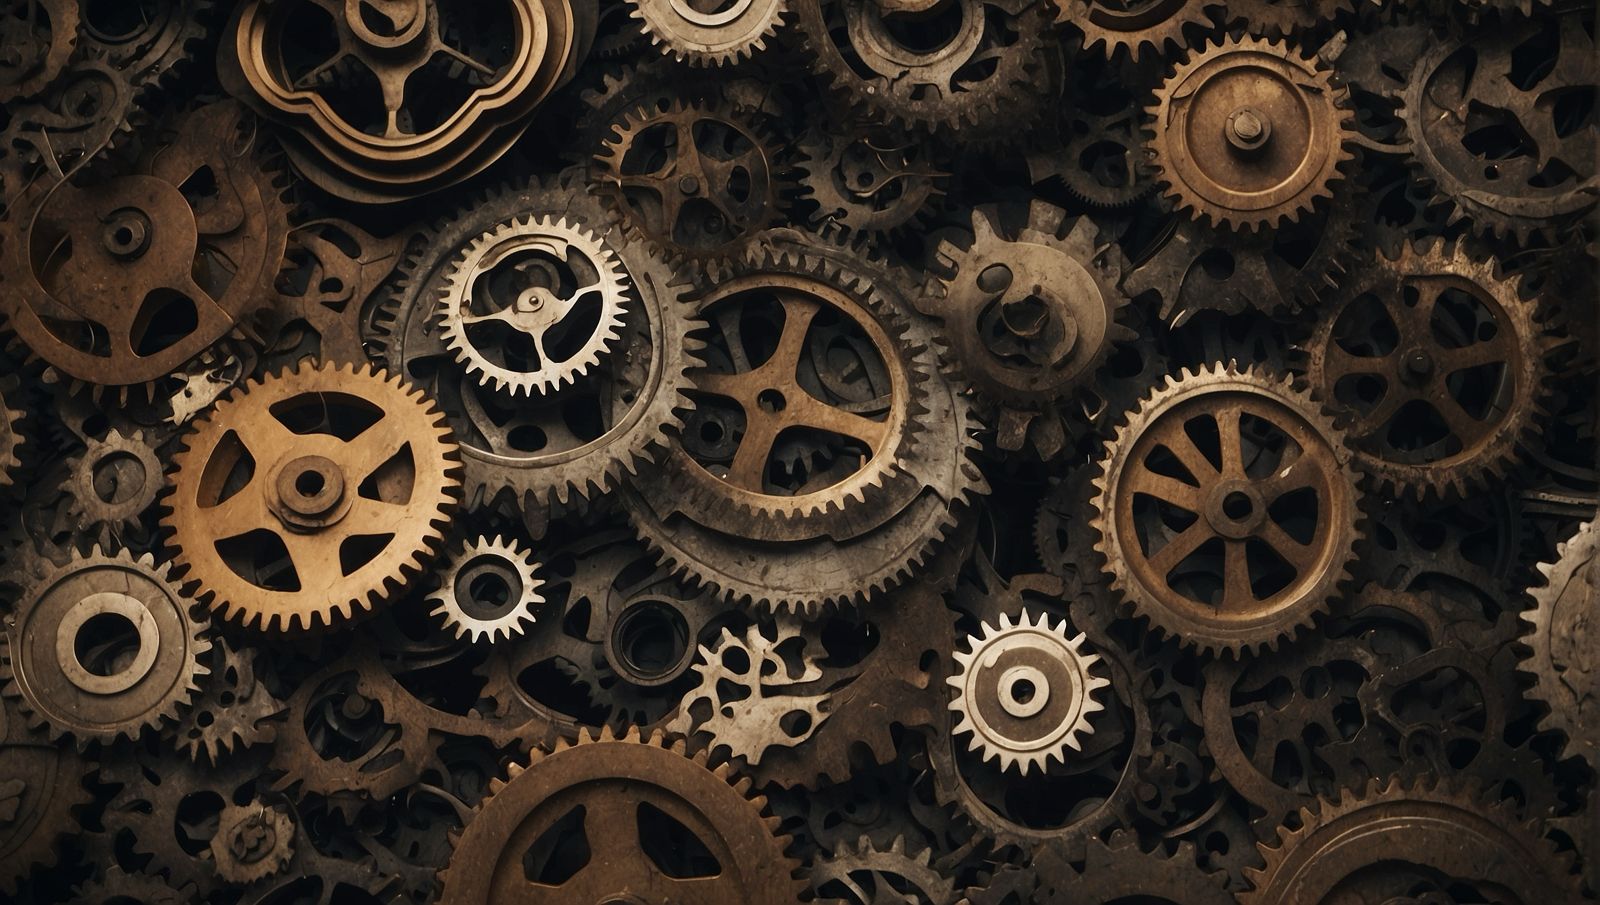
[466,573,513,610]
[700,420,724,443]
[76,611,141,677]
[295,470,325,497]
[1223,491,1254,520]
[757,389,786,413]
[114,226,134,245]
[615,601,689,678]
[1010,678,1036,705]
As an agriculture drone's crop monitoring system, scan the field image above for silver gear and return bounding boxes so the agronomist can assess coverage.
[427,535,546,644]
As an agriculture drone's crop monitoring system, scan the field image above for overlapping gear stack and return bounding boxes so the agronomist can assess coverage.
[0,1,1595,903]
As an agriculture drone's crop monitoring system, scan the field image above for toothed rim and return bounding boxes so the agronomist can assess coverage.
[63,429,164,533]
[628,0,789,67]
[1518,520,1597,765]
[209,801,295,885]
[426,534,546,644]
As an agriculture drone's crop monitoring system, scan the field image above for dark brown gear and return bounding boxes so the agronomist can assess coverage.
[796,120,948,237]
[1521,519,1598,768]
[0,691,91,896]
[63,430,164,546]
[1302,241,1555,499]
[162,361,462,633]
[0,0,77,102]
[1032,829,1235,905]
[1146,35,1355,232]
[811,835,956,904]
[0,378,23,489]
[170,636,283,763]
[208,800,295,885]
[436,727,805,905]
[1092,363,1362,655]
[1055,0,1219,62]
[0,101,290,394]
[1230,0,1355,38]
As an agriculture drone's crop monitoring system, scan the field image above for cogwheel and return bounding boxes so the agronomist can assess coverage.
[64,430,164,545]
[1231,0,1357,38]
[427,535,546,644]
[162,361,462,633]
[0,379,22,489]
[1092,363,1362,656]
[1032,829,1235,904]
[437,214,631,398]
[0,0,77,103]
[1520,520,1597,767]
[171,636,283,763]
[1056,0,1219,61]
[0,692,91,896]
[925,201,1135,458]
[1146,35,1355,232]
[795,120,948,237]
[947,610,1110,775]
[1,546,210,746]
[71,867,193,905]
[629,0,788,66]
[1241,778,1582,903]
[811,835,957,904]
[209,800,295,885]
[1302,240,1556,500]
[436,726,806,905]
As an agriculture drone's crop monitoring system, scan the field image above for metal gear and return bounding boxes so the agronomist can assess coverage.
[1092,363,1362,655]
[796,120,948,237]
[0,380,22,489]
[1521,519,1598,767]
[629,0,789,66]
[1146,35,1356,232]
[162,361,462,633]
[427,535,545,644]
[947,610,1110,775]
[1,546,210,746]
[1231,0,1356,38]
[0,0,78,103]
[1032,830,1236,905]
[1302,241,1555,499]
[1056,0,1220,62]
[437,214,631,398]
[63,430,164,545]
[71,867,193,905]
[170,635,283,763]
[436,727,806,905]
[209,800,295,885]
[0,691,91,895]
[810,835,957,904]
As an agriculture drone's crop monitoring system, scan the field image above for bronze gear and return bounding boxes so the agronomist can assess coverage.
[436,727,806,905]
[795,120,948,237]
[427,534,546,644]
[63,430,164,545]
[1231,0,1356,38]
[1521,519,1598,767]
[1092,363,1362,655]
[1056,0,1219,62]
[810,835,957,904]
[629,0,789,66]
[0,691,91,895]
[208,800,295,885]
[1,546,210,746]
[161,360,462,633]
[70,867,192,905]
[0,0,77,103]
[0,379,23,488]
[1146,35,1355,232]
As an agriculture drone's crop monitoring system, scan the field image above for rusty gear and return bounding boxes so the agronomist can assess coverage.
[947,610,1110,775]
[1521,520,1598,767]
[1232,0,1356,38]
[629,0,789,66]
[0,691,91,895]
[162,361,462,633]
[1032,830,1235,905]
[436,727,805,905]
[1092,363,1362,655]
[209,800,295,885]
[1303,241,1554,499]
[0,0,77,103]
[427,535,545,644]
[1056,0,1219,62]
[1147,35,1355,232]
[811,835,957,904]
[796,120,948,237]
[63,430,163,545]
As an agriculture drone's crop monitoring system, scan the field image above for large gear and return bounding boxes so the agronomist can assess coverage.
[436,727,806,904]
[1146,35,1355,232]
[1092,363,1362,655]
[947,610,1110,775]
[162,361,462,632]
[629,0,789,66]
[1,546,210,745]
[1521,519,1598,767]
[427,534,546,644]
[1056,0,1219,61]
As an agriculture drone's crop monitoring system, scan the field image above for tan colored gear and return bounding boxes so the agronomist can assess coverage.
[1146,35,1354,232]
[0,379,22,488]
[1521,520,1597,767]
[1092,363,1361,655]
[1241,778,1582,904]
[437,214,630,398]
[947,610,1110,775]
[436,726,805,905]
[1,546,210,746]
[629,0,788,66]
[1057,0,1219,61]
[64,430,164,543]
[162,361,462,633]
[427,535,546,644]
[1303,241,1554,500]
[209,800,294,885]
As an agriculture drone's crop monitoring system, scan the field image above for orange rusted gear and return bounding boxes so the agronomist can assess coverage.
[162,360,462,632]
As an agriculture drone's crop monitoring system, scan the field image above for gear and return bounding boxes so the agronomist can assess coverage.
[0,692,91,895]
[209,800,295,885]
[162,361,462,633]
[1092,364,1362,655]
[427,535,545,644]
[1302,241,1555,499]
[371,172,700,513]
[437,215,631,398]
[1056,0,1219,62]
[796,120,948,236]
[1146,35,1355,232]
[629,0,788,65]
[1,546,210,745]
[436,727,805,905]
[1521,519,1598,767]
[810,835,957,904]
[63,430,164,545]
[1241,778,1582,903]
[623,235,987,612]
[1232,0,1356,38]
[0,0,77,103]
[1032,830,1235,905]
[0,380,22,489]
[924,201,1134,457]
[947,610,1110,775]
[71,867,192,905]
[171,636,283,763]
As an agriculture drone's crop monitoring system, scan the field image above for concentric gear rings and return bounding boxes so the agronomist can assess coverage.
[947,610,1110,775]
[629,0,788,66]
[162,361,462,632]
[1092,363,1361,655]
[1057,0,1218,62]
[1146,35,1355,232]
[64,430,164,543]
[427,535,545,644]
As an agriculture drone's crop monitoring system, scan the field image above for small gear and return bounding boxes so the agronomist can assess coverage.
[947,610,1110,775]
[629,0,789,66]
[796,121,948,237]
[437,214,631,397]
[810,835,957,904]
[0,379,22,489]
[0,0,77,103]
[436,727,806,904]
[171,636,283,763]
[1,546,211,745]
[1092,363,1362,655]
[63,430,164,545]
[427,535,546,644]
[1057,0,1220,62]
[1231,0,1357,38]
[162,361,462,633]
[1146,35,1355,232]
[209,800,295,885]
[1521,520,1598,767]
